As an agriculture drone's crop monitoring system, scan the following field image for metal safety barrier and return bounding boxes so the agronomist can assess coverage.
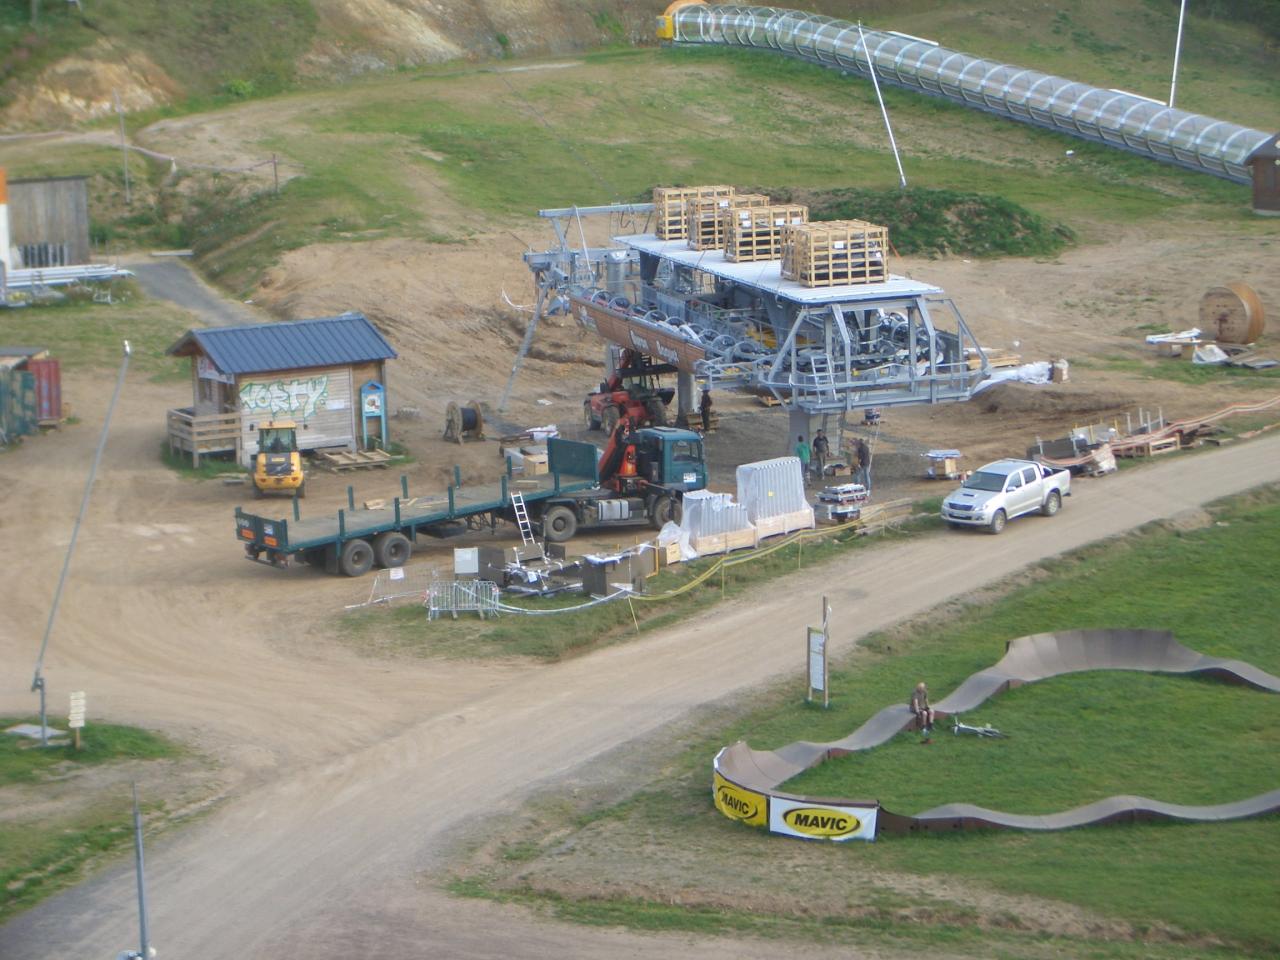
[426,579,501,620]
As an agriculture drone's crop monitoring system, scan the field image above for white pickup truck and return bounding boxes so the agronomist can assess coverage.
[941,459,1071,533]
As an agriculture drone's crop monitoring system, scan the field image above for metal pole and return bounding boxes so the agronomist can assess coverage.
[272,154,280,196]
[858,22,907,190]
[114,91,132,206]
[132,784,152,960]
[1169,0,1188,109]
[31,341,130,745]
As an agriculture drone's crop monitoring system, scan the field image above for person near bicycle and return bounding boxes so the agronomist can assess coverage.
[910,682,935,738]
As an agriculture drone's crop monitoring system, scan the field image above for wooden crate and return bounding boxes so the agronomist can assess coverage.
[685,193,770,250]
[653,185,735,240]
[781,219,889,286]
[724,205,809,262]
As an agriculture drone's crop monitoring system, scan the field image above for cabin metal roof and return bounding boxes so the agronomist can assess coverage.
[166,312,397,375]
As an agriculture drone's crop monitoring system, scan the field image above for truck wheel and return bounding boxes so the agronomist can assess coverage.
[253,484,264,499]
[296,482,306,500]
[542,505,578,543]
[987,509,1007,535]
[602,406,619,435]
[584,402,600,431]
[374,531,412,568]
[651,496,680,529]
[1041,491,1061,517]
[339,538,374,577]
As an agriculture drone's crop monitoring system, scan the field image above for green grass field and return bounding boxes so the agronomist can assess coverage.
[0,286,194,381]
[0,719,181,922]
[451,486,1280,956]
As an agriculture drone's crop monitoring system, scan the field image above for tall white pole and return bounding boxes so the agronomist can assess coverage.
[857,22,907,189]
[1169,0,1188,109]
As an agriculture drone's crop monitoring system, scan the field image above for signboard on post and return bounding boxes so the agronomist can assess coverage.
[806,597,830,707]
[68,690,86,749]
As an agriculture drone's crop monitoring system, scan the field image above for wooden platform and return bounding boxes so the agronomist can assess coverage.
[315,448,400,471]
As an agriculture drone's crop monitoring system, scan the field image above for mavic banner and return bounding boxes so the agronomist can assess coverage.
[769,797,877,842]
[713,770,768,827]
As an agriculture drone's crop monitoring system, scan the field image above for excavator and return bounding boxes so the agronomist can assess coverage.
[536,414,707,542]
[250,420,306,499]
[584,349,677,433]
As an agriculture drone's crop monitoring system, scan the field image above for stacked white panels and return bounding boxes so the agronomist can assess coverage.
[736,456,815,539]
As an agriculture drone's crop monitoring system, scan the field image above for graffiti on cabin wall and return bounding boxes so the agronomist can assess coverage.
[239,376,330,419]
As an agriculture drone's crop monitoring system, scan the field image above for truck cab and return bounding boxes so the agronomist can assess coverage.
[630,427,706,492]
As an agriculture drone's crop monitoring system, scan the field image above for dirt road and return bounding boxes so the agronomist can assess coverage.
[1,364,1276,957]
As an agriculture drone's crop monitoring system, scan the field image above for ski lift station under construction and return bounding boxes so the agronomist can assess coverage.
[522,194,988,439]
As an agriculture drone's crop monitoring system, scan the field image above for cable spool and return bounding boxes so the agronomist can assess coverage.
[444,400,485,444]
[1199,282,1265,344]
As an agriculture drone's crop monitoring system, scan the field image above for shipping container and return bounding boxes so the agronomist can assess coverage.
[27,357,61,423]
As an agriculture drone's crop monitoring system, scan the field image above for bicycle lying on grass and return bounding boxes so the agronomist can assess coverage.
[951,716,1007,738]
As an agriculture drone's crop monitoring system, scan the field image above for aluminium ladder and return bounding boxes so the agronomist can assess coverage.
[509,491,536,545]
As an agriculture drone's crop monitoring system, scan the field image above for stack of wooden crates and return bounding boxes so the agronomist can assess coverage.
[781,219,889,286]
[724,205,809,262]
[685,193,771,250]
[654,185,736,240]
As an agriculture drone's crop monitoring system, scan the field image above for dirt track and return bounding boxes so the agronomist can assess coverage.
[1,362,1277,957]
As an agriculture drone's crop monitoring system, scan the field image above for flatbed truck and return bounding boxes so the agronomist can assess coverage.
[235,429,706,576]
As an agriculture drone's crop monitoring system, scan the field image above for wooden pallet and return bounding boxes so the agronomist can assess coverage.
[653,185,735,240]
[781,219,889,287]
[685,194,770,250]
[724,205,808,262]
[968,349,1023,370]
[315,448,398,471]
[1112,435,1181,458]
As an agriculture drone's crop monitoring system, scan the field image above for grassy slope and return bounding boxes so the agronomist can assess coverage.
[453,488,1280,955]
[4,1,1276,294]
[0,720,181,922]
[0,0,317,105]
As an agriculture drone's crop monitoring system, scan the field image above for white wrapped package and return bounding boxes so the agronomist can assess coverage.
[679,490,757,556]
[657,521,697,562]
[736,457,815,538]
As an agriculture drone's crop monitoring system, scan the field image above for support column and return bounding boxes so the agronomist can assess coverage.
[676,371,694,420]
[788,407,811,456]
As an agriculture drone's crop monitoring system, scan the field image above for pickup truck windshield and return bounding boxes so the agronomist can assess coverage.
[962,471,1007,492]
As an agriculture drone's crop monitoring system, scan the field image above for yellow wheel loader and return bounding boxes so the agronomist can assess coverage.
[251,420,305,499]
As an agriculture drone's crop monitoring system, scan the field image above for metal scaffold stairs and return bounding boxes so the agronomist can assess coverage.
[809,354,837,401]
[510,491,536,545]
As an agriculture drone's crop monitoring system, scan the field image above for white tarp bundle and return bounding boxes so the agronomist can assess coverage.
[657,521,697,561]
[971,361,1052,395]
[679,490,754,539]
[736,457,814,536]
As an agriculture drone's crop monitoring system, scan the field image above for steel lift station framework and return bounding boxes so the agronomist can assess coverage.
[516,203,989,420]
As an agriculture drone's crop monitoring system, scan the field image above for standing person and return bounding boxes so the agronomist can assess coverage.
[854,437,871,488]
[794,435,812,481]
[699,387,713,434]
[812,429,830,482]
[911,682,936,741]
